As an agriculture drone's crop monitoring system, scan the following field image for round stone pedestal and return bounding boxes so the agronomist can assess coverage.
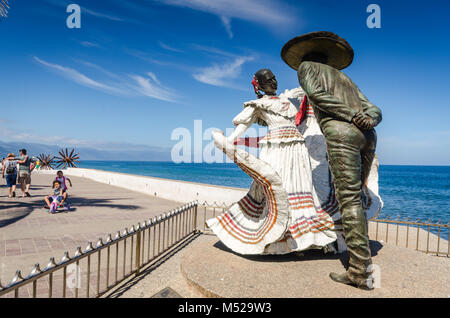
[181,234,450,297]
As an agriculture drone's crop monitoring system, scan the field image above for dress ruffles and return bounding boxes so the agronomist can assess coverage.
[207,132,290,255]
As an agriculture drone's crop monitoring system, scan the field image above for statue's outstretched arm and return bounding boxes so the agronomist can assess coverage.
[227,123,252,142]
[227,106,258,142]
[298,62,358,123]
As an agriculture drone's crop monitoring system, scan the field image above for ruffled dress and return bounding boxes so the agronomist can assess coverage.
[207,88,383,255]
[207,92,330,254]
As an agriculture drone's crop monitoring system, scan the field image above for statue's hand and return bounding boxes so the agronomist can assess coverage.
[212,129,227,147]
[212,129,224,136]
[352,113,376,130]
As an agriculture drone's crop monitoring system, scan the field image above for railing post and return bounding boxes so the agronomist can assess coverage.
[194,202,198,232]
[204,204,207,231]
[135,227,142,274]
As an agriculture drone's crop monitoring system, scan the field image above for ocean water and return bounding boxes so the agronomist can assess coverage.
[78,161,450,229]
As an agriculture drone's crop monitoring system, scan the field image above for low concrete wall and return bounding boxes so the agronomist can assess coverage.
[35,168,247,205]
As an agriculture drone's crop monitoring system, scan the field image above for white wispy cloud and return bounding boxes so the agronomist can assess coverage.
[158,41,183,53]
[146,72,161,85]
[155,0,294,37]
[82,7,124,22]
[83,6,143,25]
[193,56,254,88]
[130,73,177,102]
[191,44,242,58]
[35,57,178,102]
[219,16,233,38]
[0,125,170,154]
[125,48,193,72]
[74,59,121,80]
[34,56,123,94]
[79,41,101,48]
[0,125,87,146]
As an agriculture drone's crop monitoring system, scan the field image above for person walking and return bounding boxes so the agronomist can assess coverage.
[2,153,18,198]
[15,149,33,197]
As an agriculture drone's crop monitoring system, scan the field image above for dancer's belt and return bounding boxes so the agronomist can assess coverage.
[259,126,304,144]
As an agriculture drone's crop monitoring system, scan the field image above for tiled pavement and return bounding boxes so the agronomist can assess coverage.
[0,232,115,257]
[0,173,182,294]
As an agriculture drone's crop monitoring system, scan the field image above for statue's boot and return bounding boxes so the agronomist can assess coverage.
[329,271,373,291]
[323,127,376,290]
[335,206,374,290]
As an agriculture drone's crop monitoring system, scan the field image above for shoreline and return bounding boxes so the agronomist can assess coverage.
[78,160,450,167]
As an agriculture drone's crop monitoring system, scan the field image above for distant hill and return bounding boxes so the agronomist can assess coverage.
[0,140,172,161]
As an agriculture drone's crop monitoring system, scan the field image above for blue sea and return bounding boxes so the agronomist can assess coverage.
[78,161,449,232]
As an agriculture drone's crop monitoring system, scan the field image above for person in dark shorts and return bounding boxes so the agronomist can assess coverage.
[2,153,18,198]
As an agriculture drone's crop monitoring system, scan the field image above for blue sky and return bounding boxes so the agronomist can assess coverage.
[0,0,449,165]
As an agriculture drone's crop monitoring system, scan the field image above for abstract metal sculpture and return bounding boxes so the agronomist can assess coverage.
[0,0,10,20]
[55,148,80,169]
[37,154,55,170]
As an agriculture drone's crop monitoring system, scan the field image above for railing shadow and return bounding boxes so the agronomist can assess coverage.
[106,232,201,298]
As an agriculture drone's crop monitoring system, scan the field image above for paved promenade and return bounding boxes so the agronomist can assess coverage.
[1,172,448,298]
[0,173,182,288]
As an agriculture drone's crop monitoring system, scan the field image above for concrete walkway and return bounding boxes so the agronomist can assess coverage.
[0,173,182,287]
[1,173,448,298]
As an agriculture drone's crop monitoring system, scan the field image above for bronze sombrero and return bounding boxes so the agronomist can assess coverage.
[281,31,354,71]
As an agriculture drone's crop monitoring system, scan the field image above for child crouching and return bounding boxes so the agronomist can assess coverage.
[55,170,72,204]
[45,180,65,213]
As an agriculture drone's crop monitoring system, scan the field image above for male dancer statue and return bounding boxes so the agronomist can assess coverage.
[281,31,382,290]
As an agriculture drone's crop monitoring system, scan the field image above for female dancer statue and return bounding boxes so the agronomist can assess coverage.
[207,69,382,255]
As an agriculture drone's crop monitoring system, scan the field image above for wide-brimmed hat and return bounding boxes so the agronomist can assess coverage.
[7,153,15,158]
[281,31,354,71]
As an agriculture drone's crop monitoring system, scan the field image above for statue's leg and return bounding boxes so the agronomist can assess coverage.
[360,129,377,212]
[324,124,372,288]
[361,129,377,187]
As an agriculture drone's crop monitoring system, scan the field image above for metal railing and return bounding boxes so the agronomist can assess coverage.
[1,200,447,298]
[0,202,198,298]
[370,216,449,257]
[198,202,450,257]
